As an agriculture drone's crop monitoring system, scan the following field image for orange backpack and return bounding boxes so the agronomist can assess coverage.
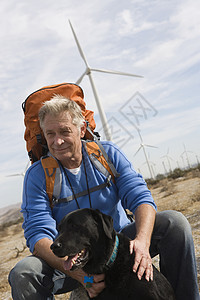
[22,83,120,207]
[22,83,96,163]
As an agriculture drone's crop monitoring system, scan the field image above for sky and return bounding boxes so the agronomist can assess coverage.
[0,0,200,208]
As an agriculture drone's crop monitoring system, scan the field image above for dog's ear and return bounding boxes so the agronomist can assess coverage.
[94,209,114,240]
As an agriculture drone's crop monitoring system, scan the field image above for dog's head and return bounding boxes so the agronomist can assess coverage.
[51,208,115,273]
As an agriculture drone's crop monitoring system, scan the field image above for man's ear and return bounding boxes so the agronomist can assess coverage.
[94,209,114,240]
[80,121,87,138]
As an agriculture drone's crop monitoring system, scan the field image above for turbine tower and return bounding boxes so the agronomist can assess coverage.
[69,20,143,141]
[162,161,167,175]
[180,143,192,169]
[142,153,156,179]
[134,130,157,179]
[161,148,174,173]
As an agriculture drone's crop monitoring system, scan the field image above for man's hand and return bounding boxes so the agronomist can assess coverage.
[131,204,156,282]
[85,274,105,298]
[68,269,105,298]
[130,238,153,281]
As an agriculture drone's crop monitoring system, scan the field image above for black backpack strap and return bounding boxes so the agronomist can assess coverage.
[52,175,112,206]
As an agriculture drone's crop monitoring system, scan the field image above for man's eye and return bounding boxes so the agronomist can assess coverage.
[63,130,71,135]
[47,132,54,136]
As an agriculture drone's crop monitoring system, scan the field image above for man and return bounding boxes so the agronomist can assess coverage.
[9,95,199,299]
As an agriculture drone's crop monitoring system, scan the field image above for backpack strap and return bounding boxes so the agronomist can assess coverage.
[85,126,120,179]
[82,141,119,183]
[54,179,112,205]
[41,156,61,209]
[41,141,120,208]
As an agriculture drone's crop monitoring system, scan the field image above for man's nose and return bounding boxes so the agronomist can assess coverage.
[54,135,64,145]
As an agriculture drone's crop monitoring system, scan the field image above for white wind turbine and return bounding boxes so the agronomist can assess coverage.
[69,20,143,141]
[161,148,174,173]
[180,143,193,169]
[6,161,30,178]
[134,130,157,179]
[142,153,156,179]
[162,161,168,175]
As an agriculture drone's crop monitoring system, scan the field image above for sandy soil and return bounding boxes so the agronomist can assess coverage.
[0,174,199,299]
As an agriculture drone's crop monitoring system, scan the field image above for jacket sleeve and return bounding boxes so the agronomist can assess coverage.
[21,162,58,253]
[103,142,157,214]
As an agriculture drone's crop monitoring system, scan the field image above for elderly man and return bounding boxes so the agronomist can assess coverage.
[9,94,199,300]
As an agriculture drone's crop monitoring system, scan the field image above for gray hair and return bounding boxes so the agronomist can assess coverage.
[39,94,85,132]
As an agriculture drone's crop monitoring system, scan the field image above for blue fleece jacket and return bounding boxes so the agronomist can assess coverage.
[21,141,156,253]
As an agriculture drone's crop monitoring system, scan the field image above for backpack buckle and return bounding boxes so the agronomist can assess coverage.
[52,196,59,205]
[106,174,112,187]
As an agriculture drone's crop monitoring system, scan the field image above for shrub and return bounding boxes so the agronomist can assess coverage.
[167,168,185,179]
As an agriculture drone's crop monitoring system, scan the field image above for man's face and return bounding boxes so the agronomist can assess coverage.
[43,111,86,168]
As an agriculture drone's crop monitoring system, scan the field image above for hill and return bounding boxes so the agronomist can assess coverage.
[0,203,22,227]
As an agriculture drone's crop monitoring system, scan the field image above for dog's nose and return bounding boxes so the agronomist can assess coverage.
[51,242,62,250]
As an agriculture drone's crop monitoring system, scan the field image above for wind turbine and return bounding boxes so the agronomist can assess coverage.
[161,148,174,173]
[180,155,186,169]
[69,20,143,141]
[176,160,181,169]
[142,153,156,179]
[180,143,193,169]
[162,161,168,175]
[6,161,30,178]
[134,130,157,179]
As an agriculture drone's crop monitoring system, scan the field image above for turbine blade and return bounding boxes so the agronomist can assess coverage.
[91,68,143,78]
[134,146,142,156]
[69,20,89,67]
[75,70,88,85]
[144,144,158,149]
[6,174,21,177]
[168,156,174,161]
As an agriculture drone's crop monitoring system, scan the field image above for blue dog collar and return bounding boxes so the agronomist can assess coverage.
[106,235,119,267]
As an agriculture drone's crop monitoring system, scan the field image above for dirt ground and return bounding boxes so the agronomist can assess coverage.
[0,173,199,299]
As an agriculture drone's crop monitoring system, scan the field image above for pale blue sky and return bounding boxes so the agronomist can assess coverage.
[0,0,200,208]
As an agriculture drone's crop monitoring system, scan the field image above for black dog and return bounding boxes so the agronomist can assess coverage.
[51,208,175,299]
